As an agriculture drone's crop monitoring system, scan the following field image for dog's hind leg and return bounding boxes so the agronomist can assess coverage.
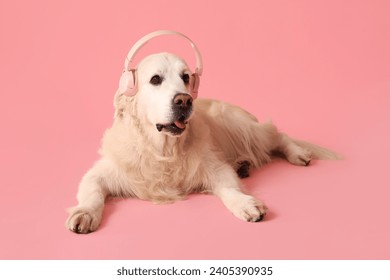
[276,133,313,166]
[275,133,341,165]
[66,161,110,234]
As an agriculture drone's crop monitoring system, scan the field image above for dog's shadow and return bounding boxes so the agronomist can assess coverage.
[261,210,277,222]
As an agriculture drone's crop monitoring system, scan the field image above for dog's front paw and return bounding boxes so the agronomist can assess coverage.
[230,195,268,222]
[66,207,102,234]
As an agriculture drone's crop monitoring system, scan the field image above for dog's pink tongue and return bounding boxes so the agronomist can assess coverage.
[174,121,186,129]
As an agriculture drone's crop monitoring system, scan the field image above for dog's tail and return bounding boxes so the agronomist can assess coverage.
[293,139,342,160]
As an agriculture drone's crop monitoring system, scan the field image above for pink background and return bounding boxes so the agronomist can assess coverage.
[1,0,389,259]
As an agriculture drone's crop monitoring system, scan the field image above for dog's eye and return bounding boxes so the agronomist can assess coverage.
[181,74,190,84]
[150,75,163,86]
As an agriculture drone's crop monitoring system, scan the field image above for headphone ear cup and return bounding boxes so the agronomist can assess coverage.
[190,73,200,99]
[119,70,137,96]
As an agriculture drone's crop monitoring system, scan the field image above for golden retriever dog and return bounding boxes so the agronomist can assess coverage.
[66,52,339,234]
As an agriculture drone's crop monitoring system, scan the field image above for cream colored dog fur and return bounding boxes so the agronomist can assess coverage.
[66,52,338,233]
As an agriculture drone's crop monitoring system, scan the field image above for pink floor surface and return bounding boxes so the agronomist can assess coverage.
[1,0,389,259]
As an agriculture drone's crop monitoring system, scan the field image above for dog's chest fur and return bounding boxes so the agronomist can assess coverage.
[100,117,210,202]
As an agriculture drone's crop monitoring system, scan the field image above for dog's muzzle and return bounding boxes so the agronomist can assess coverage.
[156,93,193,135]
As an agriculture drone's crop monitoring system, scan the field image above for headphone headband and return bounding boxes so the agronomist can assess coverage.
[124,30,203,75]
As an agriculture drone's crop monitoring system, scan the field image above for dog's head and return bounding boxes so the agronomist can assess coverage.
[120,52,195,137]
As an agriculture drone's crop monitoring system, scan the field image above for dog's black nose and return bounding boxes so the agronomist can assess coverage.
[173,93,193,109]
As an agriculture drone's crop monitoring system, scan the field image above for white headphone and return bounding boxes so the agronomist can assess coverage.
[118,30,203,98]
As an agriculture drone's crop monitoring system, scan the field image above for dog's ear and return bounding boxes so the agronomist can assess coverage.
[113,90,127,118]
